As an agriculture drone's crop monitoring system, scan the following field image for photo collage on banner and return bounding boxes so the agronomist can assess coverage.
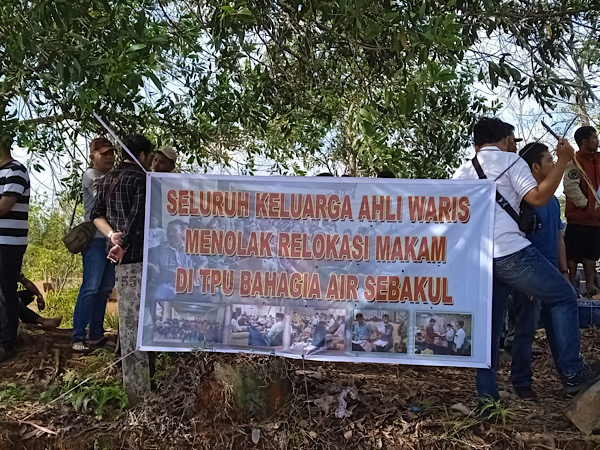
[138,174,494,368]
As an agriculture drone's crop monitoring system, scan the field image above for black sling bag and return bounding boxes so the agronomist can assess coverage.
[472,155,541,234]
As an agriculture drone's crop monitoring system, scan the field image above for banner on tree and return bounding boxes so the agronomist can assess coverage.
[137,174,494,368]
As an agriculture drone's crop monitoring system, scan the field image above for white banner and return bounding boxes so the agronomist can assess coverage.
[137,175,494,368]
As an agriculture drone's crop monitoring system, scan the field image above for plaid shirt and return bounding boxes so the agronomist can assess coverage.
[90,162,146,264]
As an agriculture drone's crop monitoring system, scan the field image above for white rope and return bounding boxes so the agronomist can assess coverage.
[92,112,148,173]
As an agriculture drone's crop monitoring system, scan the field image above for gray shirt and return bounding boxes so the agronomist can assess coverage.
[82,168,104,238]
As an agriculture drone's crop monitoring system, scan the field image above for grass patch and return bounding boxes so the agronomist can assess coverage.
[477,398,515,425]
[41,370,127,418]
[0,383,25,403]
[104,312,119,331]
[43,286,79,329]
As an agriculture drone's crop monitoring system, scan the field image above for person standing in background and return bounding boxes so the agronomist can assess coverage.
[72,138,116,352]
[563,126,600,297]
[151,146,177,173]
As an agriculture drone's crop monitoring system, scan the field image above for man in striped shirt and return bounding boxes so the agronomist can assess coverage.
[0,135,30,362]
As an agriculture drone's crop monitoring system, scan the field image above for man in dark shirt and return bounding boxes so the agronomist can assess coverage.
[91,134,153,405]
[424,318,439,345]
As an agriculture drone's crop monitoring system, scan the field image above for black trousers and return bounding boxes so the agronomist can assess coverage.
[0,245,26,349]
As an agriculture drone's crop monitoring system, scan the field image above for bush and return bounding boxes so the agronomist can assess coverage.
[41,286,119,331]
[43,286,80,329]
[22,200,83,292]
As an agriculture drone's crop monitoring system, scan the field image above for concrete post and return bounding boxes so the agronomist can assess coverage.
[115,263,150,406]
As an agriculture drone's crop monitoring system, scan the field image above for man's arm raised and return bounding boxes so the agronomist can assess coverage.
[523,140,575,206]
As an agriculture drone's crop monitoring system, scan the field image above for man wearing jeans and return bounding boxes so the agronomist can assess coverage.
[72,137,116,352]
[509,142,570,399]
[453,117,599,401]
[0,134,30,362]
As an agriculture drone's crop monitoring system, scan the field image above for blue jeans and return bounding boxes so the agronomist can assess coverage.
[510,293,562,388]
[72,238,115,342]
[477,245,583,398]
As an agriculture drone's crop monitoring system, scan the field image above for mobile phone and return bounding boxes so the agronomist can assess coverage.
[541,121,561,141]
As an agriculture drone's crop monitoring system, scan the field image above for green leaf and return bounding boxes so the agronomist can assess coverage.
[362,120,377,137]
[147,72,163,92]
[364,21,382,40]
[88,59,110,66]
[383,11,400,22]
[419,0,427,18]
[127,43,147,53]
[73,59,82,76]
[438,69,456,82]
[488,61,499,87]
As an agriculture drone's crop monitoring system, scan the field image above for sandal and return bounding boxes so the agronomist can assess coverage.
[72,341,90,352]
[585,288,600,299]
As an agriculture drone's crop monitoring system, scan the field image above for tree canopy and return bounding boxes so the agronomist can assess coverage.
[2,0,600,185]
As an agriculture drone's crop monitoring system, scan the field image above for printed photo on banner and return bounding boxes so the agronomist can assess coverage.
[351,309,409,354]
[288,307,346,354]
[414,312,472,356]
[152,302,225,345]
[229,304,286,348]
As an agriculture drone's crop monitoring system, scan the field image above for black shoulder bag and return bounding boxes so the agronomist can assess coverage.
[472,155,541,234]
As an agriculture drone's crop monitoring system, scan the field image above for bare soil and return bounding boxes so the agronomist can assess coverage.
[0,325,599,449]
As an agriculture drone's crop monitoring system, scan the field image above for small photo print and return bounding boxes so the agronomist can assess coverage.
[351,310,409,354]
[229,304,286,348]
[153,302,225,344]
[289,308,346,353]
[414,312,472,356]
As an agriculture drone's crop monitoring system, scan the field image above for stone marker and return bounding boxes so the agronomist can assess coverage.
[565,379,600,435]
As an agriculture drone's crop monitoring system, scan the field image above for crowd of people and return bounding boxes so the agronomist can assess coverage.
[155,318,223,344]
[1,117,600,407]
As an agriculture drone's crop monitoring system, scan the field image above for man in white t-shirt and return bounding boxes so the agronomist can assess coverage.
[454,321,467,355]
[444,324,456,352]
[453,117,599,401]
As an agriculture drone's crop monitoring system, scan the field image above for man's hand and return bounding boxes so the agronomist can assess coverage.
[556,139,575,162]
[110,231,124,246]
[36,295,46,311]
[108,245,126,265]
[21,277,45,310]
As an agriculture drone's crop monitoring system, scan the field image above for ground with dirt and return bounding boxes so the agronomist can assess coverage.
[0,325,599,449]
